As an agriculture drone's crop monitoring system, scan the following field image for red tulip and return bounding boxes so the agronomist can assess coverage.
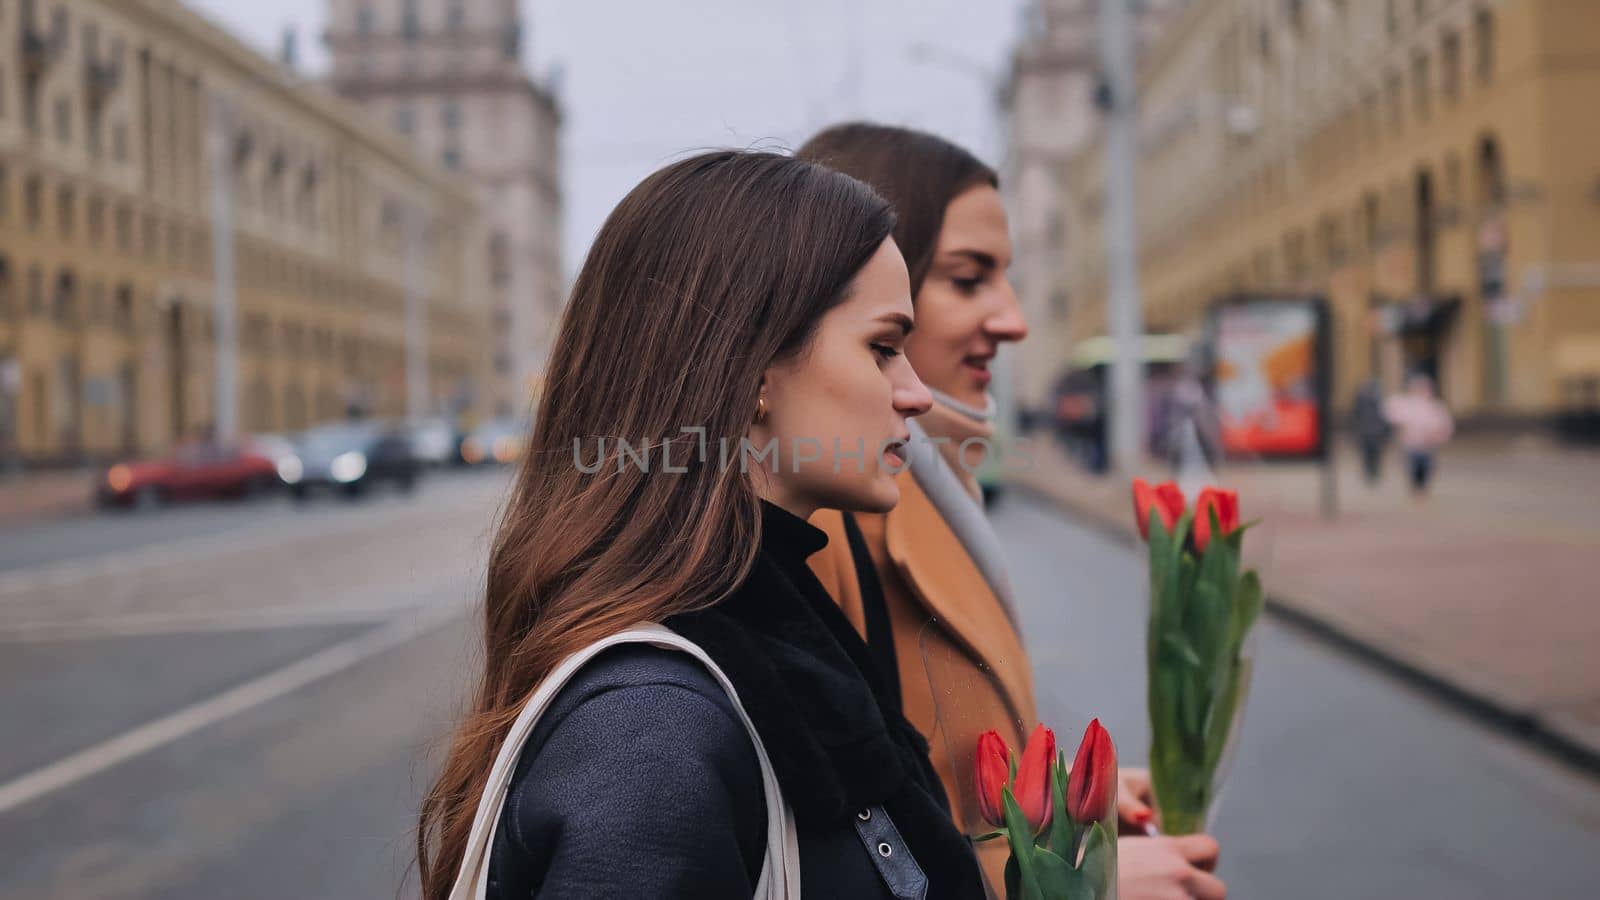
[1067,718,1118,824]
[1132,478,1186,540]
[1192,486,1241,553]
[1014,723,1056,830]
[974,730,1010,828]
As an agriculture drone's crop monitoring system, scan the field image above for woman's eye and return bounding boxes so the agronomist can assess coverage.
[953,276,983,294]
[872,343,901,360]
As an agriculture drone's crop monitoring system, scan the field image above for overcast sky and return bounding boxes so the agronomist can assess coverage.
[186,1,1026,278]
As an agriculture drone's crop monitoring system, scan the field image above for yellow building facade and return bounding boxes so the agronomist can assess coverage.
[1043,0,1600,421]
[0,0,491,464]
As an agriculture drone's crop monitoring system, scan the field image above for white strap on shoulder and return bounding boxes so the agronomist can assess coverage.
[446,623,800,900]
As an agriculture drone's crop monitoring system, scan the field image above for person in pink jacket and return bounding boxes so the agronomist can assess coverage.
[1384,372,1455,498]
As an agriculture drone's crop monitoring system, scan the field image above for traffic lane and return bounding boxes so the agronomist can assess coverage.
[0,474,506,631]
[0,623,367,785]
[0,613,474,900]
[991,493,1600,899]
[0,467,509,575]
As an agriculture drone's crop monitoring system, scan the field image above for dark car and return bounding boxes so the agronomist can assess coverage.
[280,421,421,500]
[96,439,280,510]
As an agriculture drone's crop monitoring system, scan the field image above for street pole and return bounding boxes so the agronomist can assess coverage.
[1099,0,1145,474]
[404,207,428,423]
[208,94,239,443]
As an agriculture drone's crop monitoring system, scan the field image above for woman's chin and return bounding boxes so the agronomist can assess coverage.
[853,478,900,514]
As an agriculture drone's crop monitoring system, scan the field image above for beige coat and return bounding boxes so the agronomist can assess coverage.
[810,472,1037,891]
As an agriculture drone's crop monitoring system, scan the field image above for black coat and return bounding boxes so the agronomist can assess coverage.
[486,500,987,899]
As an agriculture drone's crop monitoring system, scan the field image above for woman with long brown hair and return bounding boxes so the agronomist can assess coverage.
[417,150,988,899]
[800,124,1229,900]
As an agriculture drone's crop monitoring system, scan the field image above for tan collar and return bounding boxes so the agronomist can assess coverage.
[883,472,1035,728]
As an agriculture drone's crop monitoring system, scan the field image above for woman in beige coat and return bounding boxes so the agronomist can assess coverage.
[801,124,1226,900]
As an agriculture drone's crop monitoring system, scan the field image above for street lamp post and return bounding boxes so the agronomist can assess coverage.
[208,94,239,443]
[1099,0,1146,474]
[404,206,428,423]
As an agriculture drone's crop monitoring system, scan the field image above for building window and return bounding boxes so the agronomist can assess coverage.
[441,100,461,130]
[1441,30,1462,103]
[392,104,414,135]
[112,122,128,162]
[53,269,76,325]
[447,2,464,29]
[442,148,460,170]
[1286,0,1304,31]
[1386,0,1400,36]
[1474,9,1495,86]
[1412,52,1430,120]
[1363,193,1381,249]
[27,266,44,316]
[489,232,510,287]
[115,283,134,333]
[115,204,133,252]
[87,194,104,244]
[356,4,376,34]
[53,96,71,142]
[1385,70,1403,134]
[402,0,420,41]
[56,185,73,238]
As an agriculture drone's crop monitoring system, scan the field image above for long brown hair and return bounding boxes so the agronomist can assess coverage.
[797,122,997,297]
[417,150,895,898]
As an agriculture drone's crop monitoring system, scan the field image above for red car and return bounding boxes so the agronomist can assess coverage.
[96,440,280,510]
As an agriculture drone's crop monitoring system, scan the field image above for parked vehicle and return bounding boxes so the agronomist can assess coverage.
[458,417,529,466]
[280,421,421,500]
[249,433,300,472]
[408,417,463,468]
[96,439,279,510]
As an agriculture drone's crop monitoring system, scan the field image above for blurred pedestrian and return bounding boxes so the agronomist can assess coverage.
[1352,377,1390,486]
[417,151,987,900]
[1384,372,1455,499]
[799,123,1227,900]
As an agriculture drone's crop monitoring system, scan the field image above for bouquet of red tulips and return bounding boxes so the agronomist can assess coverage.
[974,720,1119,900]
[1132,478,1263,836]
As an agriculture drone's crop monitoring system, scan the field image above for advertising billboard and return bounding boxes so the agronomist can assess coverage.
[1207,297,1330,459]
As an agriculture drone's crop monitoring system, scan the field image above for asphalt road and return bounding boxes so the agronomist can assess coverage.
[2,477,1597,898]
[993,492,1600,898]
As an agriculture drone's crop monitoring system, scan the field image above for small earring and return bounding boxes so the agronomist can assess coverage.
[755,396,768,423]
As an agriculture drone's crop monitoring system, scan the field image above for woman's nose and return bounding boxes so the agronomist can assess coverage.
[895,366,934,418]
[986,281,1029,343]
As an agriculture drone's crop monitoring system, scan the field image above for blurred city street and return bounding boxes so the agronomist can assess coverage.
[3,474,1598,899]
[3,0,1598,897]
[0,469,506,900]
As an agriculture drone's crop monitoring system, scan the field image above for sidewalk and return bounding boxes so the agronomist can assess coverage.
[0,470,94,527]
[1008,432,1600,768]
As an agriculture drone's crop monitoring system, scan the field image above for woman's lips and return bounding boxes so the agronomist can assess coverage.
[965,357,993,388]
[882,436,910,469]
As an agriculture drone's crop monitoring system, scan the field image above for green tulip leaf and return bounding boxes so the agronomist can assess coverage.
[1078,821,1115,895]
[1002,787,1046,900]
[1160,632,1202,668]
[1033,846,1086,899]
[1049,754,1073,855]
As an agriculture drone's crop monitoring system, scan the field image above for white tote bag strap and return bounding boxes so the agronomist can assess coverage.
[446,623,801,900]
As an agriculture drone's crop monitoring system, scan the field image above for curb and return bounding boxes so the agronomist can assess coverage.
[1003,478,1600,780]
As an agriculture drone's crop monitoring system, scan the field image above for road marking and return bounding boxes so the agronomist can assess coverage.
[0,601,431,642]
[0,475,507,599]
[0,599,469,816]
